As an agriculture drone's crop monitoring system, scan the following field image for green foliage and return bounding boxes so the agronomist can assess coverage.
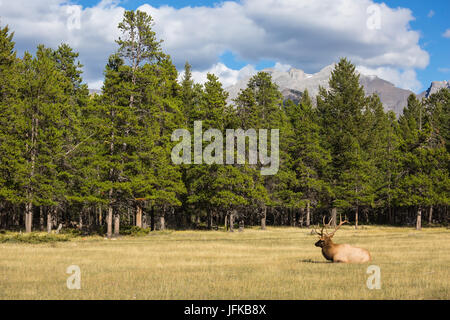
[0,17,448,233]
[120,225,151,236]
[0,232,71,243]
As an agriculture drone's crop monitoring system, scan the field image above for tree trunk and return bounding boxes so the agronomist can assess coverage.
[114,213,120,237]
[79,210,83,230]
[306,202,310,227]
[47,207,55,234]
[355,206,359,229]
[136,205,142,228]
[416,207,422,230]
[428,206,433,224]
[229,210,235,232]
[25,113,38,233]
[331,207,337,227]
[261,206,266,230]
[107,204,113,238]
[159,207,166,231]
[224,212,228,231]
[207,212,212,229]
[298,207,304,227]
[291,208,296,227]
[98,205,102,226]
[159,216,165,231]
[25,202,33,233]
[150,206,155,231]
[39,206,44,231]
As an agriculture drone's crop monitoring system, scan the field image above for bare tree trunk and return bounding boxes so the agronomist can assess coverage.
[96,205,101,226]
[88,208,93,229]
[229,210,235,232]
[25,202,32,233]
[207,212,212,229]
[159,207,166,231]
[306,202,310,227]
[47,207,55,234]
[142,211,148,229]
[355,206,359,229]
[107,204,113,239]
[289,208,297,227]
[331,207,337,228]
[224,212,228,231]
[261,206,266,230]
[114,213,120,237]
[79,210,83,230]
[428,206,433,224]
[416,207,422,230]
[39,206,44,231]
[136,205,142,228]
[159,216,165,231]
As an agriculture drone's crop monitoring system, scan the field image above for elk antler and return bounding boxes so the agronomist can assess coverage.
[328,214,348,238]
[312,216,326,236]
[324,216,333,235]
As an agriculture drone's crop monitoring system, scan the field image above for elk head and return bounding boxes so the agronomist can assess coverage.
[313,215,348,248]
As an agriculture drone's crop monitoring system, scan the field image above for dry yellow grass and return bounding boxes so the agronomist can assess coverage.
[0,226,449,300]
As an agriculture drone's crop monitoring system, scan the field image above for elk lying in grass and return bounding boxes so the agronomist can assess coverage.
[313,217,371,263]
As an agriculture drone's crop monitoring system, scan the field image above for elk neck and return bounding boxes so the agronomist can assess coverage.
[321,238,336,261]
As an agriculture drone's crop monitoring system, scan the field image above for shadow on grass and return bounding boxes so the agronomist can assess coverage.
[299,259,331,264]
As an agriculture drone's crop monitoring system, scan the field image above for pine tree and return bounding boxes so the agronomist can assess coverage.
[14,45,72,232]
[0,25,21,226]
[395,95,433,229]
[285,90,331,226]
[317,58,373,227]
[233,72,296,227]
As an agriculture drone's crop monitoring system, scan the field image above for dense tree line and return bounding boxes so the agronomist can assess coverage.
[0,11,448,236]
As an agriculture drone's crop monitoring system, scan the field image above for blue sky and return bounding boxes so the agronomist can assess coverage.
[67,0,449,92]
[372,0,450,89]
[1,0,448,92]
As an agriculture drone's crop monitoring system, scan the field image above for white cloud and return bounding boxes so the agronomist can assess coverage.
[438,67,450,73]
[356,65,422,92]
[179,62,257,88]
[138,0,429,70]
[0,0,430,90]
[88,80,104,91]
[427,10,434,18]
[273,62,292,72]
[443,29,450,38]
[0,0,124,87]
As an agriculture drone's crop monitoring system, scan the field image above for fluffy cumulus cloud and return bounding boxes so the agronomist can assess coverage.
[0,0,430,91]
[180,63,257,88]
[0,0,124,89]
[443,29,450,38]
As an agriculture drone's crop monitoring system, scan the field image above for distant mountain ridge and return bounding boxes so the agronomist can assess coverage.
[225,64,417,115]
[225,64,448,116]
[418,80,450,99]
[87,67,448,117]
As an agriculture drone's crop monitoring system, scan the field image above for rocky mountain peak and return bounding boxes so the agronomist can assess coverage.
[225,63,414,115]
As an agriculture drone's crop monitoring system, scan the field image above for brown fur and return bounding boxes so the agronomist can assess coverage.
[313,217,371,263]
[315,237,371,263]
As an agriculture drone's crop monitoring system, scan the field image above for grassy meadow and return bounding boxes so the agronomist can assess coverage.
[0,226,449,300]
